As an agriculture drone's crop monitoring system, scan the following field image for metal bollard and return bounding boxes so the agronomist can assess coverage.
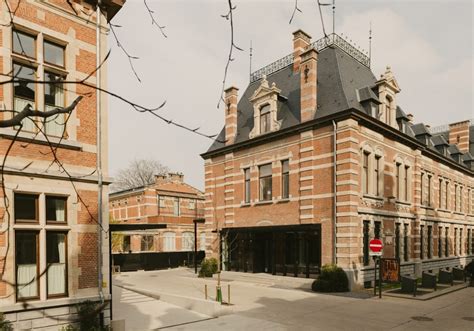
[205,284,208,300]
[228,284,231,305]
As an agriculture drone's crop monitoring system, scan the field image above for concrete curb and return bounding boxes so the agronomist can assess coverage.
[116,285,233,318]
[383,282,469,301]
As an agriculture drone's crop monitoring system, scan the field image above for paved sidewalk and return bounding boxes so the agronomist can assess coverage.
[113,268,474,330]
[112,285,210,330]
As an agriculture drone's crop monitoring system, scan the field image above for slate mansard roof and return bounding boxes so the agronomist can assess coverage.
[208,45,377,152]
[205,34,473,172]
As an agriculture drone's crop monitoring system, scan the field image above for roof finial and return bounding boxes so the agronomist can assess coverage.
[368,21,372,68]
[249,40,253,82]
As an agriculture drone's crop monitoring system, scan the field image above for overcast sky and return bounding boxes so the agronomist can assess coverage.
[107,0,473,190]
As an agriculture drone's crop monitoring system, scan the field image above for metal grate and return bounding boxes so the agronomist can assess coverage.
[250,33,370,83]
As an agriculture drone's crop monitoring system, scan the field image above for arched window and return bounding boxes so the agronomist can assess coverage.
[163,232,176,252]
[182,232,194,251]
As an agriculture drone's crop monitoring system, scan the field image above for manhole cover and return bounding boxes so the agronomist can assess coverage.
[462,317,474,321]
[411,316,433,322]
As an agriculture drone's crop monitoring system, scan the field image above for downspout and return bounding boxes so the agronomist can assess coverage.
[332,120,337,265]
[96,0,104,304]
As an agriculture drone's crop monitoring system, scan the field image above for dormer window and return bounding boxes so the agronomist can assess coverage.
[248,75,282,139]
[260,104,271,134]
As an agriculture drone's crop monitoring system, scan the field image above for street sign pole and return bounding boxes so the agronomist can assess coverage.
[379,257,382,298]
[369,238,384,297]
[373,256,377,296]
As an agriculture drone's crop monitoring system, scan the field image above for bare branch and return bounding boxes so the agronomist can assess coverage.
[217,0,244,109]
[109,23,142,82]
[0,96,83,128]
[289,0,302,24]
[143,0,167,38]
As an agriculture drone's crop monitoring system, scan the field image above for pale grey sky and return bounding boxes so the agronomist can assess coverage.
[108,0,473,190]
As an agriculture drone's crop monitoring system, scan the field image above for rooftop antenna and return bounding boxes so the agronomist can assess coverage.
[332,0,335,35]
[368,21,372,68]
[249,40,253,81]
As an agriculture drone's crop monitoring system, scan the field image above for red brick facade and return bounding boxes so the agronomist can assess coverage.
[203,30,474,287]
[109,173,205,253]
[0,0,123,327]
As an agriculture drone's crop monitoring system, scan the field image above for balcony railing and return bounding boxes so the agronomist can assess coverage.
[250,33,370,83]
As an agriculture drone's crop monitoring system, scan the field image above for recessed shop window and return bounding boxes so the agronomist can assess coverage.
[14,193,38,222]
[46,196,67,223]
[141,235,154,252]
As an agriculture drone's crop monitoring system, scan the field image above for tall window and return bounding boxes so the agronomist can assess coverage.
[439,178,443,208]
[454,184,458,211]
[259,164,272,201]
[44,72,65,136]
[123,235,131,252]
[260,104,271,134]
[395,223,400,260]
[13,63,36,132]
[363,221,370,266]
[454,228,458,256]
[459,229,463,256]
[14,193,39,223]
[404,166,409,201]
[182,232,194,251]
[244,168,251,203]
[363,152,369,194]
[420,173,424,205]
[375,156,381,196]
[445,181,449,210]
[16,231,39,299]
[163,232,176,251]
[46,232,67,297]
[438,226,443,258]
[173,198,180,216]
[281,160,290,199]
[46,196,67,223]
[141,235,154,252]
[427,174,432,206]
[396,163,400,199]
[427,226,432,259]
[420,225,424,260]
[374,221,381,239]
[403,224,409,262]
[445,227,449,257]
[460,187,463,213]
[468,229,472,255]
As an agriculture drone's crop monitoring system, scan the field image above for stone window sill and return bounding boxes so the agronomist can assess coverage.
[421,205,435,210]
[453,211,465,216]
[395,200,411,206]
[277,198,290,203]
[240,202,251,207]
[0,129,82,151]
[254,200,273,206]
[363,194,384,201]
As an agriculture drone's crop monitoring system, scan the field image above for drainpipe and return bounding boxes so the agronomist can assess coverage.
[332,120,337,265]
[96,0,104,305]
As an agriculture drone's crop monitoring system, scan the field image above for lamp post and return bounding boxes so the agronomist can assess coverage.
[193,218,205,274]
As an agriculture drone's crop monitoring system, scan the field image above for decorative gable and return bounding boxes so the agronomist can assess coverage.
[249,75,283,139]
[376,66,401,129]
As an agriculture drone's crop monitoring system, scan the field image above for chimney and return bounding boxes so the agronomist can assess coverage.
[300,47,318,122]
[448,120,470,153]
[293,29,311,72]
[169,172,184,182]
[154,174,167,184]
[224,86,239,145]
[407,113,414,123]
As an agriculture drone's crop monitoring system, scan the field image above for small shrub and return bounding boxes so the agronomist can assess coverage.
[199,258,219,277]
[63,300,109,331]
[312,264,349,292]
[0,313,12,331]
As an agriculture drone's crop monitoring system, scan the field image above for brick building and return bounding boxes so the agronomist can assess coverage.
[109,173,205,254]
[201,30,474,287]
[0,0,123,328]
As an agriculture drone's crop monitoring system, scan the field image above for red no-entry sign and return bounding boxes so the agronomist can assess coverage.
[369,238,383,254]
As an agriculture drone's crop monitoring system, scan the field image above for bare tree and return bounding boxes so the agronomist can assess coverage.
[111,158,170,192]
